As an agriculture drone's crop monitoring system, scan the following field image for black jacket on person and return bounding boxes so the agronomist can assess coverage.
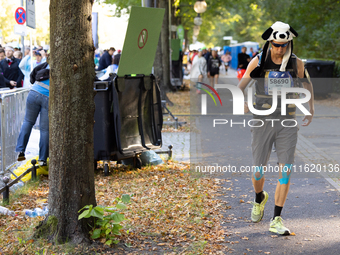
[113,53,121,65]
[0,65,5,88]
[0,57,24,88]
[238,52,250,69]
[97,51,112,71]
[0,73,5,88]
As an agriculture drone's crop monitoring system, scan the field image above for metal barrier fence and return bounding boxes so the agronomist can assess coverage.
[0,88,29,174]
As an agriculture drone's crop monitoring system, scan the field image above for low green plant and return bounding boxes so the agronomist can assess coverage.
[78,194,131,246]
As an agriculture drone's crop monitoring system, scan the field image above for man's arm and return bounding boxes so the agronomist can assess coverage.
[297,58,314,126]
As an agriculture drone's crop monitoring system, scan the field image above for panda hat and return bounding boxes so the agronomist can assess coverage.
[261,21,298,71]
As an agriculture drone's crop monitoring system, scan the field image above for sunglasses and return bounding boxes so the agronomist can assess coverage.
[271,42,289,48]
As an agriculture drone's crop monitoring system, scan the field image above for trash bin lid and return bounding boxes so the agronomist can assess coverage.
[304,59,335,66]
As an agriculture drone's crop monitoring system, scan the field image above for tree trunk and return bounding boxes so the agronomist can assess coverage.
[153,0,164,99]
[154,32,164,99]
[160,0,173,97]
[36,0,97,244]
[184,29,189,51]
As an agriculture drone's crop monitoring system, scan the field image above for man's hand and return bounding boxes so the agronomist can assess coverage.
[9,81,17,87]
[207,72,210,78]
[302,115,313,126]
[40,50,46,58]
[302,110,314,126]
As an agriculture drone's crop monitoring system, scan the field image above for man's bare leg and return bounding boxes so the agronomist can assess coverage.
[210,76,214,88]
[274,163,291,207]
[214,74,219,87]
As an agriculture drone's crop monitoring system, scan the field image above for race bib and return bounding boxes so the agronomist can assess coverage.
[264,71,293,95]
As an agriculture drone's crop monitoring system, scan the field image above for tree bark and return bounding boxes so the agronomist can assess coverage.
[153,0,164,99]
[154,33,164,99]
[37,0,96,244]
[160,0,173,97]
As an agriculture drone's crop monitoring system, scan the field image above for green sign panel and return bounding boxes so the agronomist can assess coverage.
[177,25,184,39]
[171,39,180,61]
[117,6,165,76]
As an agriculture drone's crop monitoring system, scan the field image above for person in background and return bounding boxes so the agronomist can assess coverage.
[204,47,212,63]
[114,50,121,66]
[24,47,30,56]
[112,49,121,73]
[190,50,207,93]
[16,57,50,166]
[33,51,45,66]
[0,48,5,61]
[250,47,256,58]
[97,47,115,71]
[0,46,23,88]
[14,51,23,60]
[182,51,188,72]
[94,52,99,69]
[221,51,232,73]
[190,50,198,63]
[207,50,221,88]
[19,50,46,88]
[237,46,251,80]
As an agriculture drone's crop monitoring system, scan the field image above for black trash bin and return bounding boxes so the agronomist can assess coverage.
[93,77,115,162]
[93,73,163,173]
[304,60,335,96]
[114,74,163,153]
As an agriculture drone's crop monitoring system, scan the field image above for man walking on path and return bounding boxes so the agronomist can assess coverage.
[237,21,314,235]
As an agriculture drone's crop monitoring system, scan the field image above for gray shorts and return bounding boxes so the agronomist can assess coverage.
[251,117,298,166]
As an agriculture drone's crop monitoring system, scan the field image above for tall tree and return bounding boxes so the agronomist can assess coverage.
[154,0,165,98]
[160,0,173,98]
[36,0,96,244]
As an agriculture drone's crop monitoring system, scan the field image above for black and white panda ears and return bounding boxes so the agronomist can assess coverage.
[289,26,298,37]
[262,27,273,40]
[261,22,298,41]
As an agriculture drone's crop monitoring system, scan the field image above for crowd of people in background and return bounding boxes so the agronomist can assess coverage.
[186,47,232,92]
[185,45,261,91]
[0,43,123,89]
[95,47,122,73]
[0,43,48,89]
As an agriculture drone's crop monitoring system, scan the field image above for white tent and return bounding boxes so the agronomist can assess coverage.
[189,41,205,51]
